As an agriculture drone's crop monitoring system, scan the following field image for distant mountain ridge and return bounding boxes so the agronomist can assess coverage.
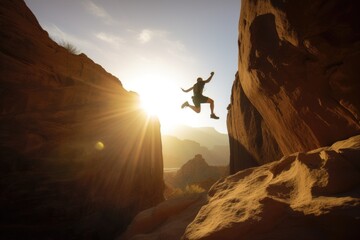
[163,125,228,149]
[162,135,229,168]
[162,125,230,168]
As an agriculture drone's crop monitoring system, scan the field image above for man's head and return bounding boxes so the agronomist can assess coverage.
[197,77,202,83]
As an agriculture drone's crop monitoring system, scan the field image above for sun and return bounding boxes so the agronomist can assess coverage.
[139,78,180,119]
[140,93,161,116]
[133,73,189,133]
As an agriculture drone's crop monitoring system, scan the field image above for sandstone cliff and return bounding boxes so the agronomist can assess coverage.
[227,0,360,172]
[0,1,164,239]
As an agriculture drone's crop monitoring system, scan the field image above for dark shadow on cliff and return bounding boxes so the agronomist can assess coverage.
[228,135,259,174]
[227,71,282,174]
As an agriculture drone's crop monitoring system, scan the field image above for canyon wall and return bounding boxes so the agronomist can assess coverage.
[0,1,164,239]
[227,0,360,173]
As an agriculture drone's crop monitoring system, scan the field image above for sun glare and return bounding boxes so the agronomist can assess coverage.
[140,93,161,116]
[133,72,188,133]
[123,60,213,134]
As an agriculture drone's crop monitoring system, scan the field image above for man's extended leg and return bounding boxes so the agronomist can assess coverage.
[181,101,189,109]
[188,104,201,113]
[181,101,200,113]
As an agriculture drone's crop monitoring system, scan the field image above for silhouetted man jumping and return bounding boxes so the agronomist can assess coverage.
[181,71,219,119]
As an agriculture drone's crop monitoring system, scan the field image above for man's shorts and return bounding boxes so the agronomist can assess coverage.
[192,95,209,108]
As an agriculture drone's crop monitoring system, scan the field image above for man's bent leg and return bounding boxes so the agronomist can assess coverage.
[207,98,219,119]
[207,98,214,114]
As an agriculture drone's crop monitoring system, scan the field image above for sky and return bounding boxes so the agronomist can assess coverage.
[24,0,240,134]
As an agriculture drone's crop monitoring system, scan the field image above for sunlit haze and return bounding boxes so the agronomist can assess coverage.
[24,0,240,134]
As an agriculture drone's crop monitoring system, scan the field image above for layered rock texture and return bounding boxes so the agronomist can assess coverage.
[227,0,360,173]
[183,135,360,240]
[0,1,164,239]
[120,135,360,240]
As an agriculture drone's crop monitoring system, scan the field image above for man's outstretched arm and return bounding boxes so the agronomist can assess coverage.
[181,86,193,92]
[204,71,215,83]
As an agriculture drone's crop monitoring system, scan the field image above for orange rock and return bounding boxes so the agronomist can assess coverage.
[228,0,360,173]
[0,1,164,239]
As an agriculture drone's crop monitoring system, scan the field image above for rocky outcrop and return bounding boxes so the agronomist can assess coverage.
[167,154,228,190]
[119,135,360,240]
[0,1,163,239]
[227,0,360,172]
[119,193,207,240]
[183,135,360,240]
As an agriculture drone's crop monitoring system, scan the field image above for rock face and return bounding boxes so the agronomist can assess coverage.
[119,193,207,240]
[119,135,360,240]
[183,135,360,240]
[227,0,360,172]
[227,72,282,173]
[0,1,163,239]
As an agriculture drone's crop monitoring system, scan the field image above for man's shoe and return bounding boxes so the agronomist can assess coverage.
[181,101,189,109]
[210,113,219,119]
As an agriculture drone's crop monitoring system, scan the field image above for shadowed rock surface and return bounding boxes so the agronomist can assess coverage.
[228,72,282,173]
[227,0,360,173]
[0,1,164,239]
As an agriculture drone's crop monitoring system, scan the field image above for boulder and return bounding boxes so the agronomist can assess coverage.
[227,0,360,172]
[183,135,360,240]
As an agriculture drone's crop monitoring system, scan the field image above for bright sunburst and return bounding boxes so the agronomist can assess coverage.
[140,93,161,116]
[134,73,187,133]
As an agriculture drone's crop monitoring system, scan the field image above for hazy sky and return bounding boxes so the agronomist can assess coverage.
[24,0,240,134]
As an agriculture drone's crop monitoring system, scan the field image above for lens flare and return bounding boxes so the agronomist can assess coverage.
[95,141,104,151]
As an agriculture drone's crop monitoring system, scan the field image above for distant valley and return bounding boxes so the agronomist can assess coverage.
[162,125,229,168]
